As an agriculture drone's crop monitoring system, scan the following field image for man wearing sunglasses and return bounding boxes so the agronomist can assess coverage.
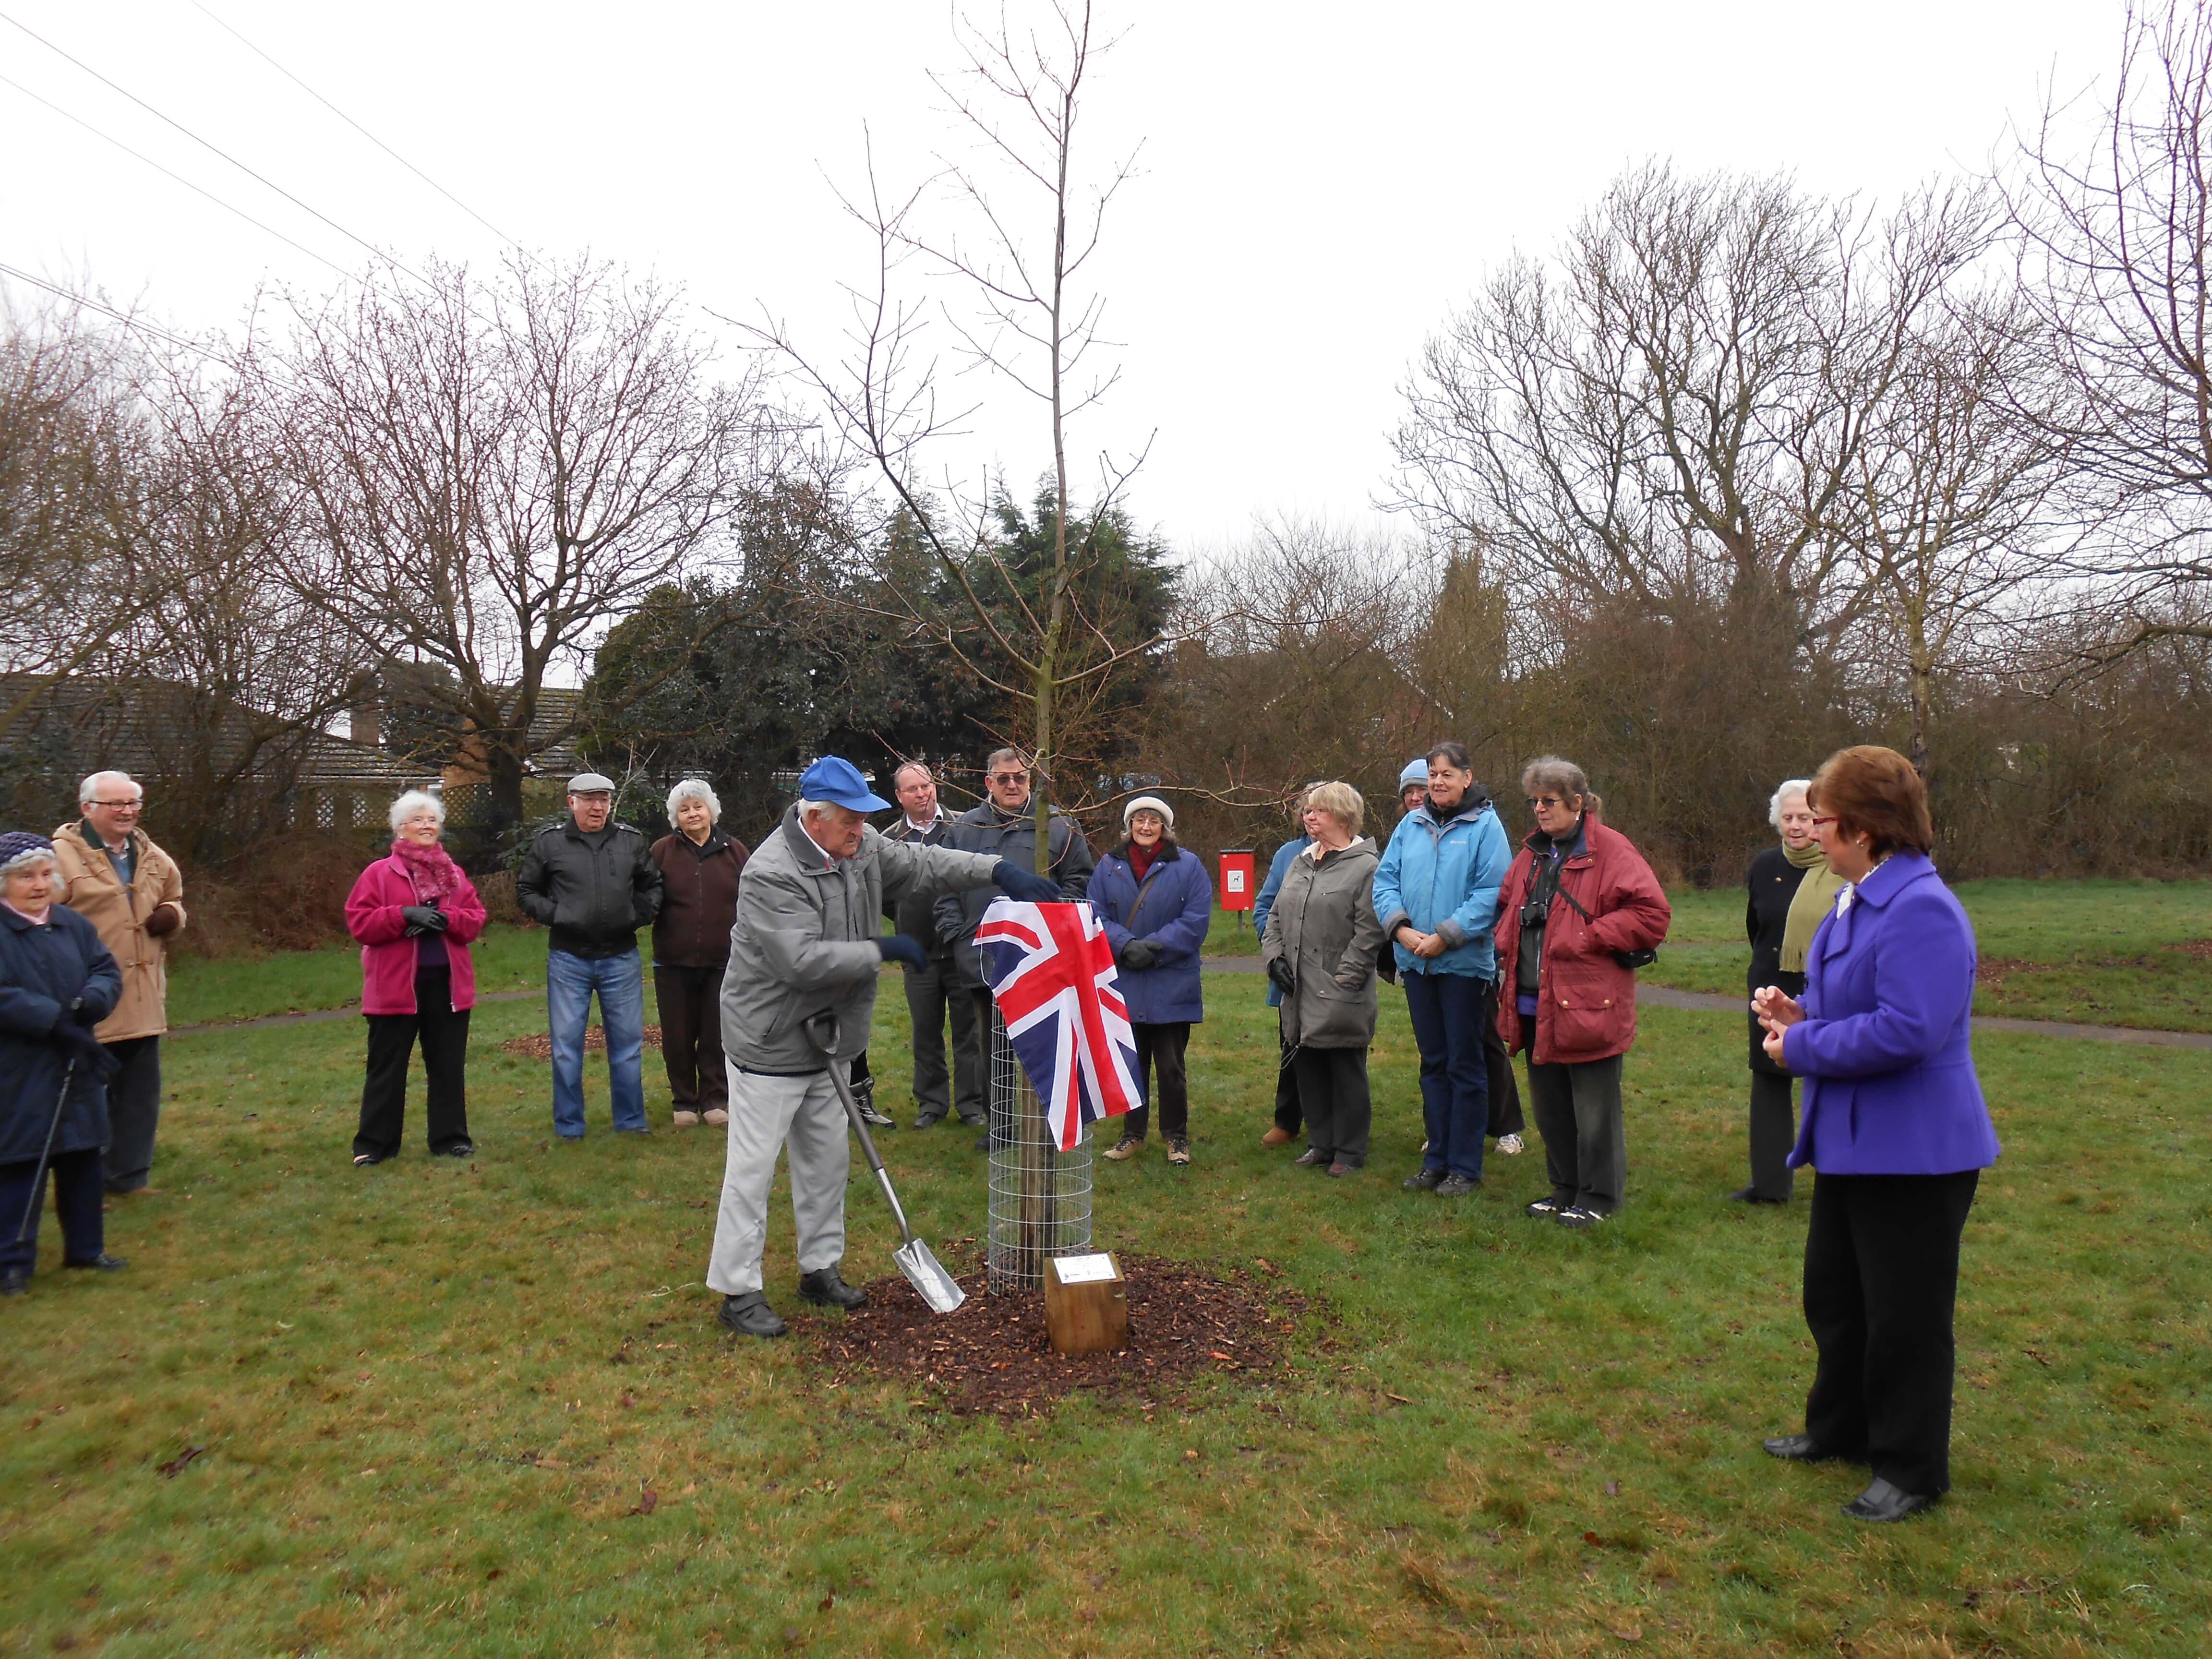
[935,748,1097,1147]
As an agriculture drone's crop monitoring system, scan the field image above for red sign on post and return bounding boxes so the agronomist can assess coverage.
[1217,849,1256,912]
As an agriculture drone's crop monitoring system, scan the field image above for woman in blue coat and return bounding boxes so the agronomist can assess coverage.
[1091,796,1213,1167]
[1754,747,1999,1522]
[0,832,124,1294]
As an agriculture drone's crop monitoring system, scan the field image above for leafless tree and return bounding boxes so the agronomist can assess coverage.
[745,0,1158,869]
[2009,0,2212,657]
[260,254,766,837]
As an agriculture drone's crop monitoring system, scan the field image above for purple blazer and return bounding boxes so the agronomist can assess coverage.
[1781,850,2000,1176]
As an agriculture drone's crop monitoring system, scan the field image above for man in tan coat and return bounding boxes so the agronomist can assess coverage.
[53,770,186,1196]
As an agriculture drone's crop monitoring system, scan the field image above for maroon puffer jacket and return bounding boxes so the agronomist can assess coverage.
[1493,818,1671,1065]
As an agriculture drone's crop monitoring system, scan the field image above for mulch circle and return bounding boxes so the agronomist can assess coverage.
[814,1248,1311,1418]
[502,1025,662,1059]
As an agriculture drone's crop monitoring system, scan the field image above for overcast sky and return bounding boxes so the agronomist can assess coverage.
[2,1,2120,555]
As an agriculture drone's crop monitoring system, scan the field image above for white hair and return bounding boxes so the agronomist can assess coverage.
[795,797,831,820]
[388,789,446,834]
[667,778,721,823]
[1768,778,1813,829]
[78,769,140,808]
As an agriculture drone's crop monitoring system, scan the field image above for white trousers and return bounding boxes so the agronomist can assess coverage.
[705,1061,851,1296]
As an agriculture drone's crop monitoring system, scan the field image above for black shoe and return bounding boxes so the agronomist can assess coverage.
[441,1141,475,1158]
[797,1267,867,1310]
[1843,1478,1937,1522]
[958,1112,987,1129]
[913,1114,945,1131]
[974,1129,1010,1152]
[1763,1433,1842,1462]
[1729,1186,1783,1204]
[717,1292,787,1338]
[1435,1174,1481,1197]
[1292,1148,1329,1168]
[63,1253,127,1272]
[352,1152,384,1167]
[0,1270,27,1296]
[1402,1168,1444,1192]
[1525,1195,1568,1217]
[1555,1205,1607,1229]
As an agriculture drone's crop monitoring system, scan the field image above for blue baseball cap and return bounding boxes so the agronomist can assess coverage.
[798,756,892,813]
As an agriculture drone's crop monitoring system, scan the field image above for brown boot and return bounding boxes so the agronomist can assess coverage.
[1261,1127,1295,1147]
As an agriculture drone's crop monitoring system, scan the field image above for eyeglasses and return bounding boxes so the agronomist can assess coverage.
[988,772,1030,785]
[89,799,143,809]
[1525,795,1566,810]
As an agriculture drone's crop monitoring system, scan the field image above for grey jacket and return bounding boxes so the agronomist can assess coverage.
[720,806,1002,1072]
[933,802,1096,989]
[1260,837,1384,1050]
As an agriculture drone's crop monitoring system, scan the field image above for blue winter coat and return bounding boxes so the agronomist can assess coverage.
[1372,799,1513,978]
[1250,836,1310,1009]
[1087,841,1213,1026]
[1781,851,2000,1177]
[0,904,122,1164]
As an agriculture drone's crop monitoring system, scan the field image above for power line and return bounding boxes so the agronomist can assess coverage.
[185,0,517,247]
[0,70,354,281]
[0,8,427,285]
[0,259,226,365]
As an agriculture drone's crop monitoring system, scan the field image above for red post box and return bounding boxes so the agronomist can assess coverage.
[1217,849,1256,913]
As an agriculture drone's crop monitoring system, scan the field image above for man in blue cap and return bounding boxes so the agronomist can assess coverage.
[706,756,1062,1337]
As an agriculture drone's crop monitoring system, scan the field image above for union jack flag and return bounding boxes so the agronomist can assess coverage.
[976,899,1144,1152]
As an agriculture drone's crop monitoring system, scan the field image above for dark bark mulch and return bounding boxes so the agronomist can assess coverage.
[501,1026,663,1059]
[813,1248,1310,1418]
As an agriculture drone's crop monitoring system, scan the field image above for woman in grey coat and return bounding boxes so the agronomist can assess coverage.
[1261,782,1385,1176]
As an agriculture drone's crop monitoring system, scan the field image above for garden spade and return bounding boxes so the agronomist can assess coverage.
[802,1014,966,1313]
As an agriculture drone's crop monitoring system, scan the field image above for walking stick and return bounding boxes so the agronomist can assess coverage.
[13,1056,78,1247]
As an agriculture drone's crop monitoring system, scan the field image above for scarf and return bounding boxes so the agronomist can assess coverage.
[1778,840,1842,973]
[1126,840,1160,883]
[391,836,464,903]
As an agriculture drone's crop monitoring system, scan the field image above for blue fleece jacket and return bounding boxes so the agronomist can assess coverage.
[1372,799,1512,977]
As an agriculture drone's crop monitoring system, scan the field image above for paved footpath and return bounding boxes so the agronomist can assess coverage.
[169,967,2212,1052]
[1196,956,2212,1052]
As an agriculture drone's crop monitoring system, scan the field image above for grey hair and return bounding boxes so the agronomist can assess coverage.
[1519,755,1590,807]
[795,797,832,820]
[985,747,1027,774]
[667,778,721,823]
[1768,778,1813,829]
[388,789,445,834]
[78,769,140,808]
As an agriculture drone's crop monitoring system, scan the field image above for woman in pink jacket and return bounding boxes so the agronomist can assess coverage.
[343,790,488,1166]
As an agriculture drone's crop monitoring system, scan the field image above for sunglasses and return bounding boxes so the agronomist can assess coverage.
[988,772,1030,785]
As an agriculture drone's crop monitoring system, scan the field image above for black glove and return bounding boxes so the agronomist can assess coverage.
[1118,939,1160,972]
[1266,957,1296,994]
[993,859,1061,905]
[401,905,449,935]
[52,1022,119,1080]
[68,996,101,1028]
[877,934,929,971]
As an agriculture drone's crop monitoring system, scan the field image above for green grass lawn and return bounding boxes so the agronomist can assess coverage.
[166,927,552,1028]
[1650,879,2212,1032]
[2,972,2204,1655]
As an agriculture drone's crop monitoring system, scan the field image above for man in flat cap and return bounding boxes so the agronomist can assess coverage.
[708,755,1061,1337]
[516,774,664,1139]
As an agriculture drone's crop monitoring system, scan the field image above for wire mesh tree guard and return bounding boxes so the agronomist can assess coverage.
[986,1000,1093,1293]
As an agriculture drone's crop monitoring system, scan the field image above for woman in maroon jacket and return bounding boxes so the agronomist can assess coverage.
[1492,757,1670,1228]
[343,790,489,1166]
[649,779,749,1127]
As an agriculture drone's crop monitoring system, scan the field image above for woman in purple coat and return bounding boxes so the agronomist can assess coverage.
[1753,745,1999,1523]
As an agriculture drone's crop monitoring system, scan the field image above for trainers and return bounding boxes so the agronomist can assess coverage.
[1104,1138,1142,1162]
[1495,1133,1524,1155]
[1436,1174,1481,1197]
[1401,1168,1444,1192]
[1556,1205,1608,1230]
[440,1141,474,1158]
[1525,1195,1568,1217]
[672,1110,701,1128]
[857,1100,897,1130]
[1167,1140,1190,1166]
[717,1292,787,1338]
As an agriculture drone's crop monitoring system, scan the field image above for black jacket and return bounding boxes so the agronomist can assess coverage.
[933,802,1096,989]
[1745,842,1810,1076]
[516,820,664,960]
[882,813,957,953]
[0,905,121,1164]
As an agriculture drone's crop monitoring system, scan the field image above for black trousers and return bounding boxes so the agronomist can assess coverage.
[0,1147,105,1279]
[1293,1046,1371,1166]
[356,969,472,1159]
[1118,1022,1190,1144]
[100,1034,163,1193]
[905,956,980,1123]
[1527,1054,1626,1214]
[1747,1070,1798,1201]
[654,963,728,1111]
[1482,1015,1525,1139]
[963,988,996,1121]
[1272,1039,1302,1135]
[1801,1169,1980,1495]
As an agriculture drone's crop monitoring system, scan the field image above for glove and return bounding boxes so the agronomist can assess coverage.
[1266,957,1296,994]
[1118,939,1160,972]
[401,905,449,934]
[993,860,1061,905]
[52,1022,119,1080]
[877,934,929,971]
[144,903,181,938]
[68,996,101,1028]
